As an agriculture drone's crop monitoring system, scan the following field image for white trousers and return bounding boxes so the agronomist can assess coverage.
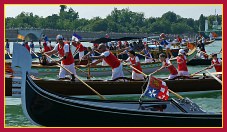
[112,63,124,80]
[132,71,144,80]
[168,74,178,80]
[145,58,154,63]
[79,51,84,60]
[178,71,189,76]
[59,63,77,79]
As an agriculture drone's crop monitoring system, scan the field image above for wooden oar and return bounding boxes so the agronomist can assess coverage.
[87,59,91,79]
[31,50,41,63]
[73,50,79,57]
[193,72,222,76]
[44,53,105,100]
[74,66,95,79]
[122,61,184,99]
[136,53,152,59]
[53,54,59,58]
[206,70,222,85]
[7,53,12,59]
[31,50,39,58]
[190,64,214,77]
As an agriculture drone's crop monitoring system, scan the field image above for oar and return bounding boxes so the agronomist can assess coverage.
[73,50,79,57]
[31,50,39,58]
[87,59,91,79]
[94,50,101,55]
[31,50,41,63]
[206,70,222,85]
[190,64,214,77]
[193,72,222,76]
[7,53,12,59]
[136,53,151,59]
[122,61,184,99]
[53,54,59,58]
[74,65,95,79]
[44,53,105,100]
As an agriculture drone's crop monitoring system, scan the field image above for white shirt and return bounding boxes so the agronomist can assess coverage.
[202,37,205,43]
[53,43,69,54]
[101,51,110,57]
[126,56,140,64]
[212,58,222,63]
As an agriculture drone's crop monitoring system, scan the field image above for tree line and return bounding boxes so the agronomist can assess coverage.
[6,5,222,34]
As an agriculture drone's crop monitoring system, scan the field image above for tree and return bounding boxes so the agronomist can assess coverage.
[5,7,221,34]
[60,5,67,13]
[199,14,205,31]
[161,11,177,23]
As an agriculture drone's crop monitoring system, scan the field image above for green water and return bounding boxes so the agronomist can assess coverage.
[5,41,222,127]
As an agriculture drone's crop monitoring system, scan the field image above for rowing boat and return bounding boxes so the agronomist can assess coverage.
[21,73,222,127]
[30,48,197,77]
[5,74,221,96]
[187,58,212,66]
[181,40,215,46]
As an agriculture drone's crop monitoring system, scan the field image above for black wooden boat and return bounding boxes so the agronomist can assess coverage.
[6,75,222,96]
[22,73,222,127]
[187,58,212,66]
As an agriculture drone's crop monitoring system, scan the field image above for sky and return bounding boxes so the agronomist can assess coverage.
[5,5,222,20]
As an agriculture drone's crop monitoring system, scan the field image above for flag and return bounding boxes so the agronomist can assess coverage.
[72,33,82,41]
[17,34,25,40]
[143,76,169,101]
[44,36,49,42]
[42,35,49,42]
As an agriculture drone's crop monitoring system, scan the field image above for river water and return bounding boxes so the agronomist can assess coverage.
[5,40,222,127]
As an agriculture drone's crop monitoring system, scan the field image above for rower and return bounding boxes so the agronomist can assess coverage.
[124,50,144,80]
[29,40,35,54]
[88,44,124,80]
[209,54,222,79]
[154,53,178,80]
[117,41,122,50]
[82,47,97,63]
[45,35,77,80]
[177,49,189,77]
[5,39,10,54]
[140,44,154,63]
[160,33,174,59]
[41,42,52,65]
[72,40,85,60]
[198,34,206,53]
[25,41,30,52]
[118,43,133,56]
[177,35,182,43]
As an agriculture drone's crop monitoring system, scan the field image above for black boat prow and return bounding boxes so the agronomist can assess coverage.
[22,73,222,127]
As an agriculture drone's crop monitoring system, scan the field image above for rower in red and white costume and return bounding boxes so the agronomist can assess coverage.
[177,49,189,76]
[154,53,178,80]
[45,35,77,80]
[125,50,144,80]
[41,42,52,64]
[209,54,222,78]
[88,44,124,80]
[71,37,85,60]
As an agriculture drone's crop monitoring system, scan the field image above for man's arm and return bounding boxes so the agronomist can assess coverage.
[89,59,103,66]
[91,55,106,60]
[44,49,58,56]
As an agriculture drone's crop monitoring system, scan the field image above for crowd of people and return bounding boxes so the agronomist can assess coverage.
[5,32,222,81]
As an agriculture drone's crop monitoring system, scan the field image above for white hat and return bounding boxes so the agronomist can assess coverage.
[56,34,63,40]
[72,36,79,42]
[178,49,185,55]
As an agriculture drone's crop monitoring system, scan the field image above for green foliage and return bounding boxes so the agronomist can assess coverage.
[5,5,222,34]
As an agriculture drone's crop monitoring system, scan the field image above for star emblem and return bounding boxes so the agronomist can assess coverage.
[149,89,157,97]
